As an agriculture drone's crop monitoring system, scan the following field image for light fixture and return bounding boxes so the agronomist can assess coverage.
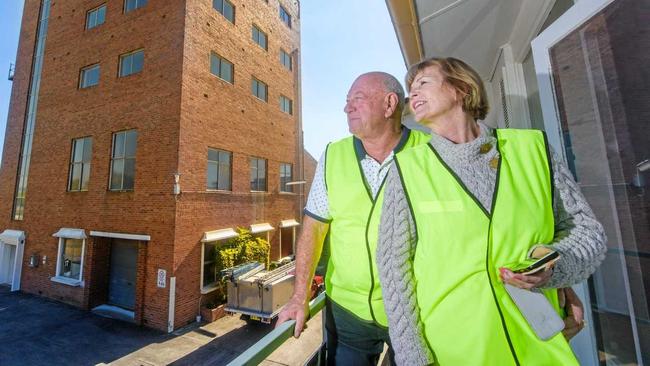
[631,159,649,188]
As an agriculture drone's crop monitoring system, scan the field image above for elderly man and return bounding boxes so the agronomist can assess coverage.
[277,72,430,365]
[277,72,584,365]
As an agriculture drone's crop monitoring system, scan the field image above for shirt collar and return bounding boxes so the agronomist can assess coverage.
[353,127,412,161]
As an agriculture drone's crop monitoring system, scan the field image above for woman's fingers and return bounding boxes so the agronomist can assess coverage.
[499,267,552,289]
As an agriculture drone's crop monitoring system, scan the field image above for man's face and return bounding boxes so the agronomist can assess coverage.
[343,75,387,139]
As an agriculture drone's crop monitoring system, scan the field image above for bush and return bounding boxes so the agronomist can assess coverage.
[214,228,270,276]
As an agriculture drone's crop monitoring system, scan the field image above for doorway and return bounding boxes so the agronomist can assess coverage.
[108,239,138,310]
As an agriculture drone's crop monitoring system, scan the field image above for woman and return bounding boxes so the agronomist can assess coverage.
[376,57,607,365]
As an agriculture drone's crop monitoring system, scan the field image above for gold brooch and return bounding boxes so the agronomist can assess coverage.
[489,156,499,170]
[479,143,492,154]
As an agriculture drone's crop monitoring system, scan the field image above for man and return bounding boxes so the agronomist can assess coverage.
[277,72,430,365]
[277,72,584,365]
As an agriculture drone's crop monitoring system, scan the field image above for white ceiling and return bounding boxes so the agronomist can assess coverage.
[414,0,525,78]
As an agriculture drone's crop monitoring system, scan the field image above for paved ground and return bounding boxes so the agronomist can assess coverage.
[0,286,323,366]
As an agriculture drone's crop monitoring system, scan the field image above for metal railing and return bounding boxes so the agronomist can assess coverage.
[8,63,15,81]
[226,292,326,366]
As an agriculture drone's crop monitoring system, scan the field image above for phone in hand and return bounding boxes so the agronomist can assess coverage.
[507,250,560,275]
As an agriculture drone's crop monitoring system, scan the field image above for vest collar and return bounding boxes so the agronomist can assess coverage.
[352,127,412,161]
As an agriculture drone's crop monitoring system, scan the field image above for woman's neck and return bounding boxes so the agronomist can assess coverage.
[423,109,480,144]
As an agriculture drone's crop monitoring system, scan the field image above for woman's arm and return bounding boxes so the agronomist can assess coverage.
[376,164,434,366]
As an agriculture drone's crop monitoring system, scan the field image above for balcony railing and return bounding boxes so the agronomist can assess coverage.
[226,292,326,366]
[8,63,15,81]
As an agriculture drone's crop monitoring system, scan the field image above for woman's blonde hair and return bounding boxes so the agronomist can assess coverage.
[406,57,489,120]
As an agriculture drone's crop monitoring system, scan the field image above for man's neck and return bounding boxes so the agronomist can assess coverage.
[361,126,402,163]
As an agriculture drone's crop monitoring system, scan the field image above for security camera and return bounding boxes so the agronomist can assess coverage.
[631,159,649,188]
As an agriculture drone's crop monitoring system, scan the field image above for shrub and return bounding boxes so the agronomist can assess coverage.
[214,228,270,276]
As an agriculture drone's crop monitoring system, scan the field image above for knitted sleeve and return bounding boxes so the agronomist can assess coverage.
[540,152,608,288]
[376,164,434,366]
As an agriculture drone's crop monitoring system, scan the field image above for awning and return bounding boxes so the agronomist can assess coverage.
[90,231,151,241]
[0,229,25,245]
[202,228,238,242]
[52,228,87,240]
[280,219,300,228]
[250,223,274,234]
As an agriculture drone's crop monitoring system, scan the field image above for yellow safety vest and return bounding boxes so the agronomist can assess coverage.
[325,128,430,326]
[394,128,578,365]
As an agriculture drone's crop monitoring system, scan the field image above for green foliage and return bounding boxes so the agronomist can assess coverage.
[214,228,270,276]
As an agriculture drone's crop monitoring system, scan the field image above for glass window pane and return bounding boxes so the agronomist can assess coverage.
[261,34,267,50]
[207,162,218,189]
[203,263,216,287]
[224,1,234,22]
[252,79,257,96]
[132,51,144,74]
[70,163,81,191]
[213,0,223,12]
[218,161,230,190]
[81,163,91,191]
[82,138,92,162]
[61,239,82,280]
[125,130,137,157]
[86,11,95,29]
[123,158,135,190]
[219,151,230,164]
[110,159,124,190]
[73,139,84,163]
[120,55,131,76]
[222,60,233,83]
[210,54,219,76]
[97,6,106,24]
[113,133,125,158]
[260,83,267,101]
[208,149,219,162]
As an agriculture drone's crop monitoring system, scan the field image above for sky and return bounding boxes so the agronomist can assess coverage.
[0,1,406,159]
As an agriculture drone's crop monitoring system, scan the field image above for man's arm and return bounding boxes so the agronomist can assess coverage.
[276,215,329,337]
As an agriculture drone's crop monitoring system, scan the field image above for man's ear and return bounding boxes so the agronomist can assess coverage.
[384,93,399,118]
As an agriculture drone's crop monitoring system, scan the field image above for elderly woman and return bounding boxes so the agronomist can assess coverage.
[376,57,607,365]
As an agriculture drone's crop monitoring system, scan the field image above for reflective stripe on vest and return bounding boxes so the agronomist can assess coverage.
[325,129,430,326]
[394,129,578,365]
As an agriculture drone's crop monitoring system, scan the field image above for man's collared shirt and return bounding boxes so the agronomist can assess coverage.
[304,128,411,223]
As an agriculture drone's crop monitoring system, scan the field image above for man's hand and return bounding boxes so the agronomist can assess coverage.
[499,267,553,289]
[559,287,585,340]
[276,297,310,338]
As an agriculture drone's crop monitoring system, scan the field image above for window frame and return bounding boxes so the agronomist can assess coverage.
[53,237,86,286]
[86,4,107,30]
[79,64,100,89]
[212,0,235,23]
[68,137,93,192]
[279,49,292,71]
[118,49,144,78]
[124,0,147,13]
[250,157,267,192]
[207,148,232,191]
[252,25,268,51]
[279,5,292,29]
[109,129,138,191]
[209,52,234,84]
[279,162,293,193]
[279,95,293,115]
[251,77,268,102]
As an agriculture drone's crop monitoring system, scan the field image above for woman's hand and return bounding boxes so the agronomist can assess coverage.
[498,267,553,289]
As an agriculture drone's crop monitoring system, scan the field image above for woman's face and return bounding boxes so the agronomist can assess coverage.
[408,65,460,123]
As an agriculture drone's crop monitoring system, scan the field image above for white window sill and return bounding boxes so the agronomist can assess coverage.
[201,284,220,295]
[51,276,83,287]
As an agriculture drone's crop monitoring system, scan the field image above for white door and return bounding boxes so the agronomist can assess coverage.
[533,0,649,364]
[0,244,16,285]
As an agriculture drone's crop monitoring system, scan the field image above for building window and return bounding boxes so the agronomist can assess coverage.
[109,130,137,191]
[280,163,292,192]
[213,0,235,23]
[86,4,106,29]
[119,49,144,77]
[207,148,231,191]
[250,157,267,191]
[279,49,292,71]
[279,95,293,115]
[209,53,234,84]
[252,25,267,50]
[56,238,85,282]
[279,5,291,28]
[68,137,92,192]
[79,64,100,89]
[124,0,147,13]
[251,78,268,102]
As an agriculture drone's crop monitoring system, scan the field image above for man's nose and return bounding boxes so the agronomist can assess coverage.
[344,102,353,114]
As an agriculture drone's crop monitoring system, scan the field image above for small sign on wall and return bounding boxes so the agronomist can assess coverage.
[157,269,166,288]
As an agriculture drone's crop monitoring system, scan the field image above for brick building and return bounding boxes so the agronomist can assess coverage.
[0,0,306,332]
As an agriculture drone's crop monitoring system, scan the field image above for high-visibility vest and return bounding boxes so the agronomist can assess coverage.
[394,129,578,365]
[325,128,430,326]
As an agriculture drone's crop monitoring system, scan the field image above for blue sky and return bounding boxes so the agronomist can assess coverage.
[0,1,405,159]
